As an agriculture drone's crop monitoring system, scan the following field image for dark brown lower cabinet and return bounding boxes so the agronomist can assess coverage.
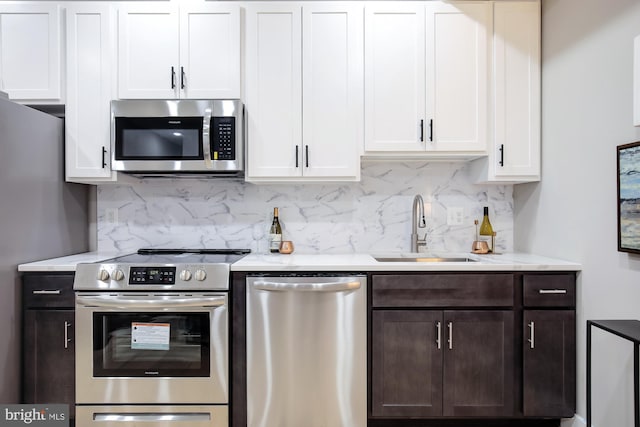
[22,273,75,422]
[523,310,576,417]
[371,309,514,418]
[23,310,75,412]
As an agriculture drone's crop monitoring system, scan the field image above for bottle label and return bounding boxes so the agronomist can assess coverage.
[269,233,282,251]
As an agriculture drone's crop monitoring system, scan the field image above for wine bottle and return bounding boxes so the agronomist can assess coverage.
[269,207,282,253]
[479,206,494,252]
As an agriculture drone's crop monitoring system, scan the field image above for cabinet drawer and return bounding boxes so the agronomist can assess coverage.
[372,274,514,308]
[23,274,75,308]
[523,274,575,308]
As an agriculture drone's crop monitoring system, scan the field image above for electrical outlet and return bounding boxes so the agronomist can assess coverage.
[447,207,464,226]
[105,208,118,225]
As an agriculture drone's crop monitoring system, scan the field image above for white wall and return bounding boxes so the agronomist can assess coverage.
[515,0,640,425]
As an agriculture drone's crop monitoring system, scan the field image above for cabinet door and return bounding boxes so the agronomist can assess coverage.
[523,310,575,417]
[118,5,179,99]
[0,4,61,101]
[179,5,240,99]
[364,3,426,152]
[65,4,117,182]
[245,4,302,179]
[493,1,540,180]
[371,310,443,417]
[443,310,514,416]
[23,310,75,419]
[426,2,490,153]
[302,4,362,179]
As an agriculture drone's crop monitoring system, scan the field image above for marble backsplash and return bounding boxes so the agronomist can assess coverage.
[97,161,514,254]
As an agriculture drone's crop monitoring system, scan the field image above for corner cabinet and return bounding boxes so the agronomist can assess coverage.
[65,4,118,183]
[470,0,541,183]
[245,3,363,182]
[22,273,76,423]
[363,2,490,158]
[117,3,240,99]
[0,3,62,103]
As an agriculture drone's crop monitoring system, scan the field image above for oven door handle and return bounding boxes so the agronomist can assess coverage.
[93,413,211,422]
[76,295,226,309]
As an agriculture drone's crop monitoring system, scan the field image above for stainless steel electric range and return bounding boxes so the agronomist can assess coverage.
[73,248,249,427]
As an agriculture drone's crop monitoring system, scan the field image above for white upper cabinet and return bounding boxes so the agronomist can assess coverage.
[245,4,302,179]
[426,2,490,153]
[364,4,426,152]
[364,1,490,157]
[180,5,240,99]
[302,4,363,179]
[245,2,363,181]
[0,3,62,102]
[65,4,118,182]
[117,3,240,99]
[470,0,541,183]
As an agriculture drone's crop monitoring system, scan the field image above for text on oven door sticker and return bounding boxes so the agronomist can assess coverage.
[131,322,170,350]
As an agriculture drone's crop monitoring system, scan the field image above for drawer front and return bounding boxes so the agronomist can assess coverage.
[523,274,575,307]
[23,274,75,308]
[372,274,514,308]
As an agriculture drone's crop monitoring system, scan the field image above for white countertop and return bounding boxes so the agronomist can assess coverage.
[18,251,581,272]
[231,252,581,272]
[18,251,123,272]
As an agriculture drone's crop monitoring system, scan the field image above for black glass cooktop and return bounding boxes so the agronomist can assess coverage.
[103,248,251,265]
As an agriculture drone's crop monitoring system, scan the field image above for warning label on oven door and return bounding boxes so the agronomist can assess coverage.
[131,322,170,350]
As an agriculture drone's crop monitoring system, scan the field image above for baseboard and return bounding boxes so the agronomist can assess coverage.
[561,415,586,427]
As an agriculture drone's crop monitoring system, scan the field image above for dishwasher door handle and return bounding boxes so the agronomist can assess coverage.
[252,280,361,292]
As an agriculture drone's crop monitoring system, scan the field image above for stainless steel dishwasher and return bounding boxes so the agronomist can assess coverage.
[246,275,366,427]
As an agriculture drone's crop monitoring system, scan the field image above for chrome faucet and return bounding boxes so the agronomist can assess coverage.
[411,194,427,252]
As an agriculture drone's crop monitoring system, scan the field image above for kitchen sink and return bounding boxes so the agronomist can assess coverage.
[374,256,477,263]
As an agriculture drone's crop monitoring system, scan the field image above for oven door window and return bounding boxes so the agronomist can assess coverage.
[93,312,210,377]
[114,117,203,160]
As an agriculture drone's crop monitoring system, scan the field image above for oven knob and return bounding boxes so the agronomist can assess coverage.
[194,269,207,281]
[112,269,125,281]
[180,270,192,281]
[97,269,110,281]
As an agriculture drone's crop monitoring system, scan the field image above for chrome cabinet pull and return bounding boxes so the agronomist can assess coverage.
[499,144,504,167]
[528,321,535,349]
[447,322,453,350]
[171,66,176,89]
[64,321,72,349]
[420,120,424,142]
[180,66,185,89]
[295,145,299,168]
[538,289,568,294]
[436,321,441,350]
[32,289,61,295]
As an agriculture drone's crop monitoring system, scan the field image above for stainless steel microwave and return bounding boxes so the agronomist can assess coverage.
[111,99,244,176]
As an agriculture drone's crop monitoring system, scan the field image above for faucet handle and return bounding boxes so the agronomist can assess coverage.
[417,235,427,249]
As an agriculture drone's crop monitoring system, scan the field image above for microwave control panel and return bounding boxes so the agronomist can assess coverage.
[211,117,236,160]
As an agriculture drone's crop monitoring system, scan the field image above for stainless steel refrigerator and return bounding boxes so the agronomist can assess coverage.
[0,96,88,402]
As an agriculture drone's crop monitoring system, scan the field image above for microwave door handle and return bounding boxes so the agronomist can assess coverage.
[203,111,213,169]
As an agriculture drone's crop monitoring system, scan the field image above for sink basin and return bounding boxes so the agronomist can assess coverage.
[374,256,477,263]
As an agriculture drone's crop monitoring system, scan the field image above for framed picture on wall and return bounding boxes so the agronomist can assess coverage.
[618,141,640,254]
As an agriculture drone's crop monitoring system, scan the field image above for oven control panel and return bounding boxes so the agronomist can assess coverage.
[73,263,231,290]
[129,266,176,285]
